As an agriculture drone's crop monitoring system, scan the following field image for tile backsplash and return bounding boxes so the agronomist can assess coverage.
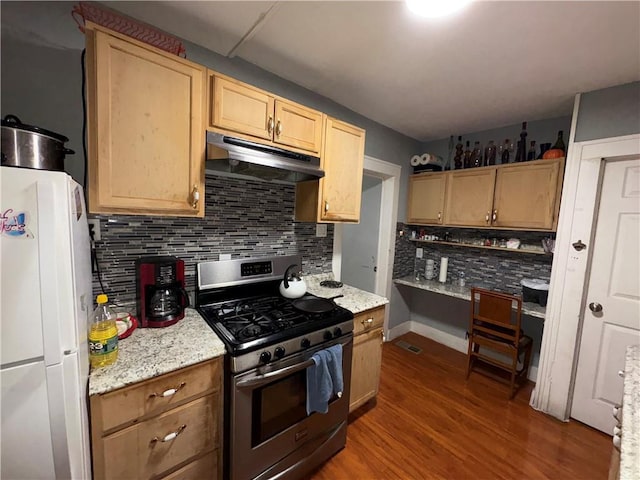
[90,174,333,305]
[394,223,553,295]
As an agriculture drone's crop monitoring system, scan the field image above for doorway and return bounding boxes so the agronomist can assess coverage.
[340,175,382,293]
[333,155,401,337]
[570,155,640,433]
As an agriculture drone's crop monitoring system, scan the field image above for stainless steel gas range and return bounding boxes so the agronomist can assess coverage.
[196,255,353,480]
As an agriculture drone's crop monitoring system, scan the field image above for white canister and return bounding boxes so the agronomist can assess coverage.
[439,257,448,283]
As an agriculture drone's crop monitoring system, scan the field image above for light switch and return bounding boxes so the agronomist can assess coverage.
[316,224,328,237]
[416,248,423,258]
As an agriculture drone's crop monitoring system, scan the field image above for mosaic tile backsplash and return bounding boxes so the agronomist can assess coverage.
[90,174,333,305]
[393,223,553,296]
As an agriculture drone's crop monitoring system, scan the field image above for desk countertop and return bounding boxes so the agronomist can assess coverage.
[394,275,546,319]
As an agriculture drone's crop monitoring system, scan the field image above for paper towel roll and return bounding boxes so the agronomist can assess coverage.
[410,155,421,166]
[419,153,430,165]
[439,257,448,283]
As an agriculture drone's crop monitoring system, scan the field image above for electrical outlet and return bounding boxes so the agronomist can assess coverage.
[88,219,101,241]
[315,224,327,237]
[220,253,232,260]
[416,248,423,258]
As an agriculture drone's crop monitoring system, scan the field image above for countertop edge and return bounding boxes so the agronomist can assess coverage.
[304,273,389,315]
[394,276,546,319]
[88,308,226,396]
[620,344,639,479]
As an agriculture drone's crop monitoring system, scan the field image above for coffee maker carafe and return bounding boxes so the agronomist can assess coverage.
[136,256,189,328]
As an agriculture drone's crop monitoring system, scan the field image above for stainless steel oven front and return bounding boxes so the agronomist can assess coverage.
[230,334,353,480]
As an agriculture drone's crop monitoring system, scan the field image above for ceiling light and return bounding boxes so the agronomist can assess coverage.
[406,0,471,18]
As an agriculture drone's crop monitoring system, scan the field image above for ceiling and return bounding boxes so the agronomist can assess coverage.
[3,1,639,141]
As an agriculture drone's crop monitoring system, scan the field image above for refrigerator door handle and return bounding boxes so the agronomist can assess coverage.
[36,181,63,366]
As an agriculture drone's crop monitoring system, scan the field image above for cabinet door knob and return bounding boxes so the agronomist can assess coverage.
[149,382,186,399]
[618,370,625,378]
[191,185,200,210]
[438,212,442,222]
[275,120,283,137]
[150,424,186,444]
[267,116,274,135]
[492,209,498,222]
[485,212,490,223]
[325,201,329,212]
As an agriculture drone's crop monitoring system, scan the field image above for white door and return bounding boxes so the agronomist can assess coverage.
[571,156,640,433]
[341,175,382,293]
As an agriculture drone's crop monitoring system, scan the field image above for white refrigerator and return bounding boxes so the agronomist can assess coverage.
[1,166,92,479]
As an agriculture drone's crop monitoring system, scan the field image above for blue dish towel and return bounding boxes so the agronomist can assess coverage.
[306,344,344,415]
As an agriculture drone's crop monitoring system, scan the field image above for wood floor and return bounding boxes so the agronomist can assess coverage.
[311,332,612,480]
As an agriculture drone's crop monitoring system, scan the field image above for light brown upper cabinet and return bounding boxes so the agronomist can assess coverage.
[492,157,563,230]
[410,158,564,231]
[444,169,496,227]
[85,23,206,217]
[407,172,447,225]
[209,74,323,155]
[295,117,366,223]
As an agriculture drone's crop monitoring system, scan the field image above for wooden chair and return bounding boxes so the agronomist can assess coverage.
[466,288,533,399]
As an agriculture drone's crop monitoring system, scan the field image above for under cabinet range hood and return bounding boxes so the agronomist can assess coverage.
[205,131,324,183]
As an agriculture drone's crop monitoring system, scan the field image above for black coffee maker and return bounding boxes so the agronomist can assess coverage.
[135,256,189,327]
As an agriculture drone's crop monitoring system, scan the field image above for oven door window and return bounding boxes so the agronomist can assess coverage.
[252,369,307,446]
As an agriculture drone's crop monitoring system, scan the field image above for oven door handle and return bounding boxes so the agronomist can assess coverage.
[236,337,353,389]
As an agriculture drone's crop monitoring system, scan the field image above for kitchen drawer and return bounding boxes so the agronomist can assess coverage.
[161,451,219,480]
[102,394,219,480]
[353,306,385,336]
[97,359,221,432]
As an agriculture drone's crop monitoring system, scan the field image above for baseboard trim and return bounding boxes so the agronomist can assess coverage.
[386,321,538,382]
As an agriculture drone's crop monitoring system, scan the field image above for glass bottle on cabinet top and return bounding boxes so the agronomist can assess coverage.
[501,138,512,163]
[454,136,463,169]
[470,141,483,167]
[527,140,537,161]
[484,140,496,166]
[552,130,566,153]
[514,122,528,162]
[463,140,472,168]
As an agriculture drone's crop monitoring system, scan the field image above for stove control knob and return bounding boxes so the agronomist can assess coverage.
[259,351,272,364]
[324,330,333,341]
[274,347,285,359]
[301,338,311,348]
[333,327,343,337]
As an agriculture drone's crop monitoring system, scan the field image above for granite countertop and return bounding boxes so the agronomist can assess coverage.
[89,308,226,396]
[393,275,546,319]
[620,344,639,479]
[304,273,389,314]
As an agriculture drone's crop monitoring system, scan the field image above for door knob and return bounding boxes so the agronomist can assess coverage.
[589,302,603,313]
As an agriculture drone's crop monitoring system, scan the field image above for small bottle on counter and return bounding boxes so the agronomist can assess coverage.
[88,294,119,369]
[457,272,466,287]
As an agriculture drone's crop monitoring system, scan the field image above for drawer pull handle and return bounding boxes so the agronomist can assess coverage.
[275,120,283,137]
[361,317,374,327]
[267,116,274,135]
[149,382,186,399]
[151,424,186,444]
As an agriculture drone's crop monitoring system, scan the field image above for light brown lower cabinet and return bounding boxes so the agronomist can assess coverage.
[90,358,223,480]
[349,306,385,413]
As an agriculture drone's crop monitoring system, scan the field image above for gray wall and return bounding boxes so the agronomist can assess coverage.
[574,81,640,141]
[1,34,85,183]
